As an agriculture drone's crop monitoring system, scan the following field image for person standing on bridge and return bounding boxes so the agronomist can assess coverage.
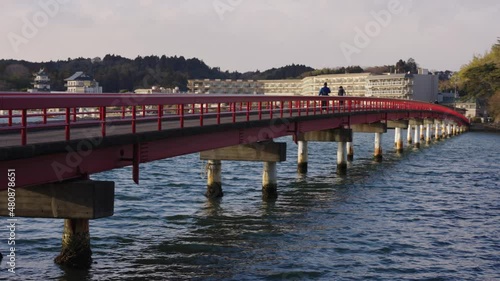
[338,86,346,106]
[319,82,331,111]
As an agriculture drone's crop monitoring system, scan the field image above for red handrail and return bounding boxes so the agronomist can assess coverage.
[0,93,470,146]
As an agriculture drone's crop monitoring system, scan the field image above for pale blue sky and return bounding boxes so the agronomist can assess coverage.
[1,0,498,72]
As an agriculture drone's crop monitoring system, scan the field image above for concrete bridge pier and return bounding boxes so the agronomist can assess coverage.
[0,180,115,268]
[206,160,223,198]
[407,124,413,144]
[395,128,404,153]
[337,141,348,175]
[409,119,423,149]
[414,125,420,149]
[394,128,399,148]
[297,141,308,174]
[346,141,354,161]
[447,124,452,137]
[425,124,431,144]
[442,123,448,138]
[435,122,440,141]
[200,141,286,199]
[262,162,278,200]
[387,120,408,154]
[420,125,425,141]
[350,123,387,162]
[55,219,91,268]
[298,128,352,175]
[374,133,383,162]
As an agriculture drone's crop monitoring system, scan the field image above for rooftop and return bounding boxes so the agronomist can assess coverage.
[64,71,94,81]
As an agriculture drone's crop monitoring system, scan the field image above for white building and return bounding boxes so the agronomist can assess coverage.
[28,68,51,93]
[301,73,372,96]
[188,79,264,95]
[262,79,303,95]
[134,86,180,94]
[64,71,103,93]
[188,72,439,102]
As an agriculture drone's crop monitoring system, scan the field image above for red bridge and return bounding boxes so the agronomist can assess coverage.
[0,92,469,267]
[0,93,468,189]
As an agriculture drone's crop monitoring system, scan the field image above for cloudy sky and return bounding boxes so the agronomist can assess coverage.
[1,0,499,72]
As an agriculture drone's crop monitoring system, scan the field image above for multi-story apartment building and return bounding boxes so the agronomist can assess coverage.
[188,71,439,102]
[262,79,303,95]
[366,73,438,102]
[301,73,372,96]
[188,79,264,95]
[64,71,103,93]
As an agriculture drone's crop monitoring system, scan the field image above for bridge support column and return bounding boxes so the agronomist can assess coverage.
[435,123,440,141]
[297,141,308,174]
[441,123,447,139]
[395,128,404,153]
[374,133,383,162]
[425,124,431,144]
[263,162,278,200]
[447,124,452,137]
[414,125,420,148]
[337,142,347,175]
[55,219,91,268]
[394,128,398,148]
[347,141,354,161]
[297,128,352,175]
[407,125,412,144]
[420,125,425,141]
[206,160,223,198]
[387,121,407,153]
[0,180,114,269]
[200,142,286,199]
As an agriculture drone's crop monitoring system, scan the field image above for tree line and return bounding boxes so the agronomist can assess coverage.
[1,54,437,93]
[453,39,500,121]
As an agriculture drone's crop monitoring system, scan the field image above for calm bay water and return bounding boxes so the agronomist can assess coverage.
[2,131,499,280]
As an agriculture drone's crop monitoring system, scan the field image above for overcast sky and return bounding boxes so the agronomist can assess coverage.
[1,0,499,72]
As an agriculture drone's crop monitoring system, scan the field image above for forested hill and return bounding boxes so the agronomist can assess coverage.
[0,55,315,92]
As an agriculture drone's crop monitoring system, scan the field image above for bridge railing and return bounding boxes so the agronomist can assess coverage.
[0,93,469,146]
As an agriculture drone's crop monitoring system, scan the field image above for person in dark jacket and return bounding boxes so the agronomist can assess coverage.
[338,86,346,105]
[319,82,331,110]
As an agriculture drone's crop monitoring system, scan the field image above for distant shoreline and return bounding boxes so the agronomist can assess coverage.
[470,123,500,133]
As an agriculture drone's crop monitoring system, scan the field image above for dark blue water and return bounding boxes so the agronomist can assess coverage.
[2,131,499,280]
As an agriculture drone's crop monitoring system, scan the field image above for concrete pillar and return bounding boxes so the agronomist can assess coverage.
[420,125,425,141]
[337,142,347,175]
[395,128,404,153]
[0,180,114,268]
[347,141,354,161]
[447,124,452,137]
[407,125,413,144]
[394,128,399,148]
[206,160,223,198]
[54,219,92,268]
[263,162,278,200]
[442,124,447,139]
[414,125,420,148]
[374,133,383,162]
[425,124,431,144]
[297,141,308,174]
[453,125,458,135]
[435,123,440,141]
